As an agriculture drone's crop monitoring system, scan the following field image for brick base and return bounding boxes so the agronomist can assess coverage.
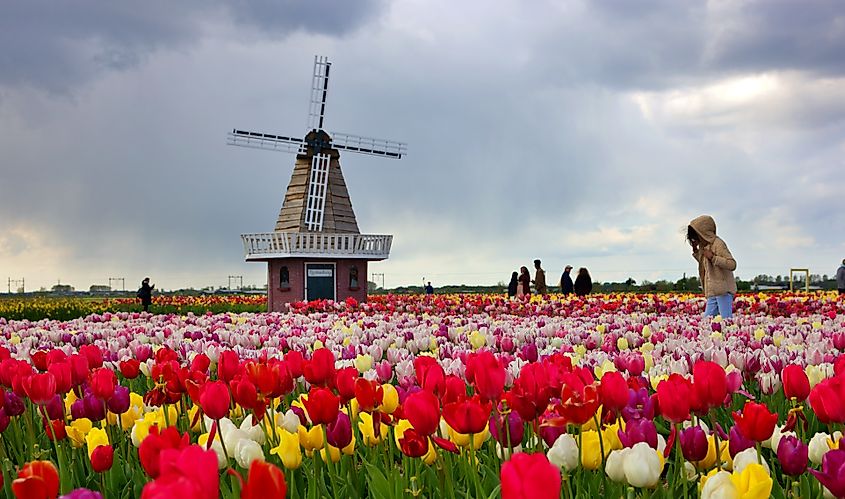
[265,258,369,312]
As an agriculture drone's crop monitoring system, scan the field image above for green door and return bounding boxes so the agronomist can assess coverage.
[306,263,335,301]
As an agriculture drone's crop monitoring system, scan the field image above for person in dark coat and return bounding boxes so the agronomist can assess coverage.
[574,268,592,297]
[560,265,574,294]
[137,277,154,312]
[507,272,518,299]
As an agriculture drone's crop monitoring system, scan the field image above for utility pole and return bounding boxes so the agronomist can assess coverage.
[109,277,125,293]
[8,277,25,294]
[228,275,244,290]
[371,273,385,290]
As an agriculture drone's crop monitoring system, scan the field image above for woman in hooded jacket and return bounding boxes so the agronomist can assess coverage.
[687,215,737,319]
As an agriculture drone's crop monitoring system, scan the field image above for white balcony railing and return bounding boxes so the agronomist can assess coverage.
[241,232,392,260]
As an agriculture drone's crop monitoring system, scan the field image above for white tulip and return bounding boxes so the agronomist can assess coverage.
[281,409,301,434]
[700,470,738,499]
[496,443,522,460]
[605,449,629,483]
[732,447,770,475]
[239,415,266,444]
[547,434,579,472]
[623,442,662,488]
[809,432,838,465]
[235,438,265,468]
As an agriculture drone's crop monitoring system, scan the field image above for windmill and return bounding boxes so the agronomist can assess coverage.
[228,55,406,309]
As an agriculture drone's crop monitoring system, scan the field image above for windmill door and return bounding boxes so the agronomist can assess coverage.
[305,263,335,301]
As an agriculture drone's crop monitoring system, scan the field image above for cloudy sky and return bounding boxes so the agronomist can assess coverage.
[1,0,844,291]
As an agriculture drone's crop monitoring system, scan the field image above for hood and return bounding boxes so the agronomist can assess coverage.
[689,215,717,244]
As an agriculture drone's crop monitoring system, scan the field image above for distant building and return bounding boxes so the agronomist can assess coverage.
[52,284,74,294]
[89,285,111,295]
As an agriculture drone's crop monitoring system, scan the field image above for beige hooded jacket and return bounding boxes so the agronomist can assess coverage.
[689,215,737,297]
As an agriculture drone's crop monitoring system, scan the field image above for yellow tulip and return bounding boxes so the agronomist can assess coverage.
[693,435,718,470]
[64,391,79,415]
[358,412,389,446]
[319,444,342,463]
[298,424,325,451]
[67,418,93,448]
[86,427,110,458]
[270,429,302,469]
[354,354,373,373]
[580,430,608,470]
[446,424,488,450]
[729,463,772,499]
[469,331,486,349]
[381,384,399,414]
[580,407,604,432]
[394,419,413,447]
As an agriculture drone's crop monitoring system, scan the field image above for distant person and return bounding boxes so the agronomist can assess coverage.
[560,265,574,294]
[687,215,737,319]
[532,259,547,294]
[424,281,434,295]
[574,268,592,296]
[137,277,154,312]
[517,266,531,297]
[837,258,845,295]
[507,272,518,299]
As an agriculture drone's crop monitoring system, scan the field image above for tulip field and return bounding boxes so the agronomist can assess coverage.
[1,292,845,498]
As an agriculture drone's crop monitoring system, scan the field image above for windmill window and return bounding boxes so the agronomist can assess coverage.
[349,266,359,289]
[280,266,290,289]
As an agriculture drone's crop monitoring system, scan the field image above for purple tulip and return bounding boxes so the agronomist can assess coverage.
[729,425,755,458]
[489,411,524,447]
[810,449,845,498]
[680,426,709,462]
[70,399,86,420]
[60,489,104,499]
[618,418,658,449]
[4,391,24,417]
[45,394,64,420]
[83,393,106,421]
[107,385,130,414]
[326,412,352,448]
[777,435,808,476]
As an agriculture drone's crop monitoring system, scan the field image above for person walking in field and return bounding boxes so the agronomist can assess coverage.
[507,271,519,299]
[137,277,154,313]
[837,258,845,295]
[687,215,737,319]
[560,265,574,294]
[574,267,592,296]
[532,259,547,295]
[517,266,531,298]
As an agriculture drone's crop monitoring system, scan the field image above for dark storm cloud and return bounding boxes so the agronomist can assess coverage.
[0,0,383,92]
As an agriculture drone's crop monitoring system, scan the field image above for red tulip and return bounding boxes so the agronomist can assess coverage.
[43,418,66,442]
[303,348,336,387]
[398,428,429,458]
[354,378,383,413]
[692,361,728,412]
[22,373,56,406]
[139,427,191,478]
[120,359,141,379]
[283,350,305,379]
[657,374,692,423]
[501,453,561,499]
[782,365,810,401]
[466,351,505,402]
[68,354,89,387]
[12,460,59,499]
[507,362,551,422]
[91,445,114,473]
[442,375,468,405]
[241,460,287,499]
[31,351,48,372]
[809,375,845,424]
[335,367,358,404]
[303,387,340,425]
[78,345,103,369]
[403,390,441,436]
[199,381,231,420]
[141,445,219,499]
[443,395,491,435]
[89,368,116,401]
[732,401,778,442]
[217,350,240,383]
[414,357,446,397]
[230,376,258,411]
[559,370,600,425]
[47,362,71,395]
[190,354,211,374]
[599,371,629,415]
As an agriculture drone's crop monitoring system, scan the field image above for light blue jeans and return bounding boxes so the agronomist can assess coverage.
[704,293,734,319]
